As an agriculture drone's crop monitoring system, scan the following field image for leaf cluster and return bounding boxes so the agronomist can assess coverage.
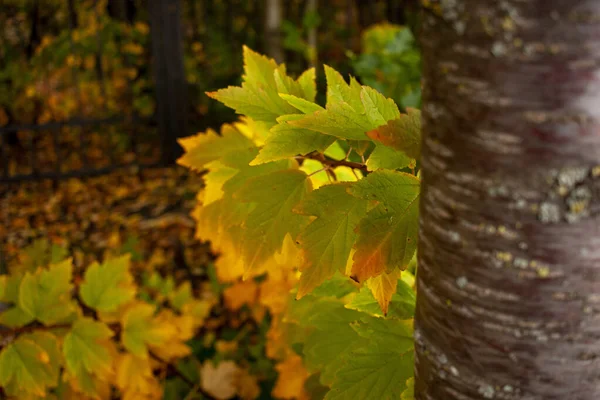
[179,47,422,399]
[0,240,214,399]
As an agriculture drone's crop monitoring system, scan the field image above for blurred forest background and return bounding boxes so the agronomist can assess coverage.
[0,1,421,398]
[1,0,421,275]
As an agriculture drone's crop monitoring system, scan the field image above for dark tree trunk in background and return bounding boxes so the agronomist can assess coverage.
[265,0,284,63]
[149,0,188,165]
[415,0,600,398]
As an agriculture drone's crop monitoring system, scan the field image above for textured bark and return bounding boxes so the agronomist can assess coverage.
[414,1,600,399]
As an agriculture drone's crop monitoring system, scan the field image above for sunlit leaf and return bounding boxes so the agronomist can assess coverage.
[348,170,420,282]
[295,183,368,298]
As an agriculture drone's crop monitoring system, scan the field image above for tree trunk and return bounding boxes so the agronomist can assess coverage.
[415,1,600,399]
[305,0,318,69]
[265,0,284,63]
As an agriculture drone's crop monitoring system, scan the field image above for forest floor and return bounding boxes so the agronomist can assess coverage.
[0,165,213,281]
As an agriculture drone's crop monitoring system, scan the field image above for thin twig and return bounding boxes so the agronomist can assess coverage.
[298,152,368,173]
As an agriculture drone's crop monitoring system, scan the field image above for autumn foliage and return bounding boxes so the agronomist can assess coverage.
[178,47,421,399]
[0,45,421,399]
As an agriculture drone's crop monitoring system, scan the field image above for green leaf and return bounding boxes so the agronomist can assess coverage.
[20,331,61,383]
[345,279,415,319]
[351,317,413,351]
[80,254,136,313]
[252,121,335,165]
[121,303,171,358]
[279,93,324,114]
[16,239,69,274]
[0,337,57,397]
[235,169,312,272]
[401,378,415,400]
[0,307,34,328]
[207,47,301,123]
[348,171,420,281]
[289,101,374,140]
[302,301,367,385]
[169,282,192,311]
[324,348,414,400]
[324,65,363,111]
[366,108,422,160]
[63,318,114,396]
[297,68,317,102]
[294,183,368,298]
[367,143,414,171]
[360,86,400,127]
[177,125,255,171]
[18,258,76,325]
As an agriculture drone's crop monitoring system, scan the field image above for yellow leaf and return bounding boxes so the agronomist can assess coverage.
[121,303,175,359]
[149,310,194,361]
[235,368,260,400]
[366,269,401,315]
[116,353,162,400]
[223,281,258,311]
[272,354,309,400]
[200,360,240,400]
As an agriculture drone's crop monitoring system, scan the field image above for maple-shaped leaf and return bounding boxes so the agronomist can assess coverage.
[252,115,335,165]
[366,108,422,160]
[80,254,136,313]
[324,65,363,111]
[351,316,414,351]
[235,169,312,273]
[62,318,114,395]
[301,300,368,385]
[289,84,399,141]
[200,360,240,400]
[345,278,415,319]
[168,281,192,311]
[325,317,414,400]
[207,47,307,124]
[202,160,239,205]
[150,310,195,361]
[348,170,420,282]
[324,347,414,400]
[294,183,369,298]
[116,353,161,399]
[0,336,58,397]
[279,93,324,114]
[272,354,309,400]
[18,258,77,325]
[121,302,175,358]
[177,125,255,172]
[401,378,415,400]
[223,280,259,311]
[365,269,401,315]
[297,68,317,102]
[360,86,400,127]
[366,143,414,171]
[289,101,374,140]
[14,238,68,274]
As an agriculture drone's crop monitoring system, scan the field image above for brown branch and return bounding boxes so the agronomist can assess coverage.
[298,152,369,173]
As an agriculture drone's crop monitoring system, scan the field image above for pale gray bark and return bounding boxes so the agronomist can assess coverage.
[265,0,284,63]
